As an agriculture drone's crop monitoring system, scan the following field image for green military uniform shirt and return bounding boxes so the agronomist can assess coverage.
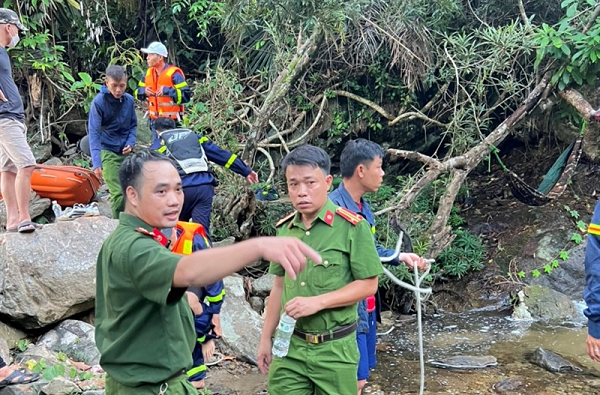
[269,198,383,332]
[95,213,195,387]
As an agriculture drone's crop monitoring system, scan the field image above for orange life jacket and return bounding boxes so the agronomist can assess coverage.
[171,221,211,255]
[145,65,185,120]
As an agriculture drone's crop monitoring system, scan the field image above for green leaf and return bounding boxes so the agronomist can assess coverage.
[78,72,92,85]
[62,71,75,83]
[577,220,587,231]
[571,233,583,244]
[518,271,526,278]
[543,265,552,274]
[566,3,577,18]
[559,250,569,260]
[561,44,571,56]
[532,269,541,278]
[570,209,580,219]
[551,260,560,268]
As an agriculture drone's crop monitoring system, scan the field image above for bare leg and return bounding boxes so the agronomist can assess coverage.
[1,171,19,229]
[358,379,367,395]
[15,166,34,224]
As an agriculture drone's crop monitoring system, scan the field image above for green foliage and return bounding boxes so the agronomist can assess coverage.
[173,0,224,38]
[437,228,485,278]
[71,72,102,112]
[16,339,30,352]
[534,0,600,90]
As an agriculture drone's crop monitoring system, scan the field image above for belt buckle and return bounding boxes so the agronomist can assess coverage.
[305,334,320,344]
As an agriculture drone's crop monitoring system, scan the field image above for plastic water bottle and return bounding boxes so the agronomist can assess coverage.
[272,313,296,358]
[51,200,62,218]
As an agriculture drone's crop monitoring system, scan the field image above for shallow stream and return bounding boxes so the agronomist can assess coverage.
[367,307,600,395]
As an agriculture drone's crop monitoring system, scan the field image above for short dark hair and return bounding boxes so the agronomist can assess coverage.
[105,65,127,81]
[281,145,331,176]
[119,149,174,197]
[154,117,177,132]
[340,139,385,178]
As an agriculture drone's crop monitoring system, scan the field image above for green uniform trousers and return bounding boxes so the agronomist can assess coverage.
[105,373,196,395]
[268,332,359,395]
[100,150,125,219]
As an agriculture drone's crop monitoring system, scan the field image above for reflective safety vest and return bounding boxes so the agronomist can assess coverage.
[157,128,209,176]
[145,65,185,120]
[172,221,212,255]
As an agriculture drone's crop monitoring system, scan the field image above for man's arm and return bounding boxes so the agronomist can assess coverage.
[87,100,103,170]
[202,139,253,178]
[124,99,137,150]
[173,237,319,288]
[284,277,378,319]
[162,71,190,104]
[258,275,284,375]
[584,201,600,361]
[134,74,147,100]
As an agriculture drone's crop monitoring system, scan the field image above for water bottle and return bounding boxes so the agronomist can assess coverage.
[51,200,62,218]
[272,313,296,358]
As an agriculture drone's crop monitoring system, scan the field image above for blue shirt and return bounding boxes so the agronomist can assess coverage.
[88,86,137,169]
[0,46,24,123]
[329,182,399,332]
[584,200,600,338]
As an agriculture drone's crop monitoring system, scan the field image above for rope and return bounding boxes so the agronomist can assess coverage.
[380,233,434,395]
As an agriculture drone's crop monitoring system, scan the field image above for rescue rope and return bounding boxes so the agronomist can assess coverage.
[380,233,433,395]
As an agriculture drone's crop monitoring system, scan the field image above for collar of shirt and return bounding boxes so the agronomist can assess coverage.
[289,198,338,230]
[331,182,375,225]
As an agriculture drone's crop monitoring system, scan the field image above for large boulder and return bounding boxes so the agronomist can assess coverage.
[0,191,50,230]
[530,241,586,300]
[0,217,117,329]
[520,285,578,321]
[219,275,263,364]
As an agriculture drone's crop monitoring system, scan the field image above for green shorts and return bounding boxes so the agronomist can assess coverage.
[105,373,196,395]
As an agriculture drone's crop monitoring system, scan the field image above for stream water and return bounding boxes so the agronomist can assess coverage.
[366,306,600,395]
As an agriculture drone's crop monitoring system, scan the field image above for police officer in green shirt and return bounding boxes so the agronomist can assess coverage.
[95,150,321,395]
[257,145,383,395]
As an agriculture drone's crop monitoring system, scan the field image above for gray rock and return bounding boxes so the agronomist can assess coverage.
[82,392,105,395]
[251,274,275,297]
[213,236,235,247]
[93,196,112,219]
[0,338,10,365]
[428,355,497,369]
[0,321,26,354]
[38,320,100,365]
[14,344,61,366]
[492,378,524,392]
[530,241,586,300]
[521,285,578,321]
[43,158,63,166]
[0,380,49,395]
[0,217,117,329]
[531,347,582,373]
[41,376,82,395]
[249,296,264,314]
[31,142,52,163]
[219,275,263,364]
[0,192,50,230]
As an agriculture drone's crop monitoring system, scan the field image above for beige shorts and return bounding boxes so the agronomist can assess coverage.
[0,118,36,172]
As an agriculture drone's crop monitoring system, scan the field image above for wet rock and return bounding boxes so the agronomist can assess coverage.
[529,241,586,300]
[429,355,497,369]
[492,377,524,392]
[251,274,275,297]
[530,347,582,373]
[0,191,50,230]
[521,285,577,321]
[219,275,263,364]
[249,296,264,314]
[0,217,116,329]
[41,376,81,395]
[38,320,100,365]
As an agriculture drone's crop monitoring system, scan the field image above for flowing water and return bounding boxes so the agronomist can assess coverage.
[366,306,600,395]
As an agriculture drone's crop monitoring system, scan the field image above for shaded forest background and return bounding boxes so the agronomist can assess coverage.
[4,0,600,298]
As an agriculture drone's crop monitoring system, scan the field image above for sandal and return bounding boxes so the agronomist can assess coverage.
[17,221,41,233]
[0,368,40,388]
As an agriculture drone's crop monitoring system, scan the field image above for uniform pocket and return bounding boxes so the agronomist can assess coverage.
[311,251,343,290]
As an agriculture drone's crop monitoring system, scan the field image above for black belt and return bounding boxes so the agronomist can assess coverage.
[293,322,357,344]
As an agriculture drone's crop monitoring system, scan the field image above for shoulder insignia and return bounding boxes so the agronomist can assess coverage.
[276,212,297,228]
[135,227,169,247]
[336,207,363,226]
[323,210,334,226]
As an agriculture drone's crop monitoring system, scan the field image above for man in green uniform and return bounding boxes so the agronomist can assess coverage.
[95,149,320,395]
[257,145,383,395]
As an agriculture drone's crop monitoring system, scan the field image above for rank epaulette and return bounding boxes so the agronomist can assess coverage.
[276,211,297,228]
[335,207,363,225]
[135,227,169,247]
